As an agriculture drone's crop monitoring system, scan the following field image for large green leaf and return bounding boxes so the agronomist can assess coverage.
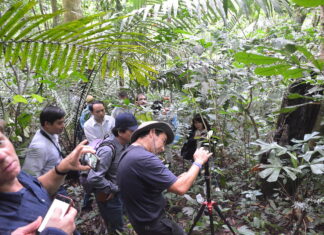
[0,1,24,33]
[13,95,28,104]
[20,42,30,69]
[11,42,22,65]
[101,53,108,79]
[35,43,46,73]
[235,52,284,65]
[254,64,291,76]
[0,0,36,38]
[292,0,324,7]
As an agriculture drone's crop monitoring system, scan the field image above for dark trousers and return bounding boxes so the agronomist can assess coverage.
[97,193,124,234]
[132,215,186,235]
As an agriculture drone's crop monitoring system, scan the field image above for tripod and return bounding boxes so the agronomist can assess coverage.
[188,160,236,235]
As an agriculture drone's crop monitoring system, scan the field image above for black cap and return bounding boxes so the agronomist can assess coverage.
[115,113,138,131]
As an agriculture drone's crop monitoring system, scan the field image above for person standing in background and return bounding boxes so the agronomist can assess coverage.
[23,105,66,177]
[134,93,153,124]
[84,100,115,143]
[79,95,94,129]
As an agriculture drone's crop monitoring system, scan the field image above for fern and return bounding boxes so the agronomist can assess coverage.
[11,42,22,65]
[101,53,108,79]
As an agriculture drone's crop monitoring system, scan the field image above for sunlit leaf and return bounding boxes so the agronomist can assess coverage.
[235,52,283,65]
[31,94,45,103]
[292,0,324,7]
[13,95,28,104]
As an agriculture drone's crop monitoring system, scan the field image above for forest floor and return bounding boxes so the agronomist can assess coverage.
[64,149,323,235]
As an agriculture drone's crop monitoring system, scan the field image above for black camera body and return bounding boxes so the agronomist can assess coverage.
[80,153,100,171]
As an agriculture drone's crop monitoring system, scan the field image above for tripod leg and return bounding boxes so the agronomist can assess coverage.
[213,204,236,235]
[208,209,215,235]
[188,204,206,235]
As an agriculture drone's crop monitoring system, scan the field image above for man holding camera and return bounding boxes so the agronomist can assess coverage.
[87,113,138,234]
[117,121,212,235]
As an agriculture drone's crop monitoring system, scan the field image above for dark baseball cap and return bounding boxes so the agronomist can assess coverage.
[115,113,138,131]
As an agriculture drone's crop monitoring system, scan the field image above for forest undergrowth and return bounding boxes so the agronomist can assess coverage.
[64,145,323,235]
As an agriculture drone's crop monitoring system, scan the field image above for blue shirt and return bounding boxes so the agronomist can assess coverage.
[117,145,177,224]
[79,106,91,129]
[0,171,52,233]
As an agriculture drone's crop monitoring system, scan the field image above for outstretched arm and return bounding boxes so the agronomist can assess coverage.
[38,140,94,195]
[168,147,212,195]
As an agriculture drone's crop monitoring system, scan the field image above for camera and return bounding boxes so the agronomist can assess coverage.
[80,153,100,171]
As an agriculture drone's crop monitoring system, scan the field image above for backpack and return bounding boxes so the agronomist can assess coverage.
[80,139,116,193]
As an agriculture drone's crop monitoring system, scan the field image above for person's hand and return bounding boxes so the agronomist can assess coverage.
[193,147,212,165]
[45,207,77,235]
[57,140,95,173]
[11,216,42,235]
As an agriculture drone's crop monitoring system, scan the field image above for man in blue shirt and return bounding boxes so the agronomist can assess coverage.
[12,207,77,235]
[117,121,212,235]
[0,123,94,234]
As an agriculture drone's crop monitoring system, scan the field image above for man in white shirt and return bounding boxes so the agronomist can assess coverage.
[23,106,65,177]
[84,100,115,143]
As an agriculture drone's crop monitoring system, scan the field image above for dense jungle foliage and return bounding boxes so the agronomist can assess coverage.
[0,0,323,234]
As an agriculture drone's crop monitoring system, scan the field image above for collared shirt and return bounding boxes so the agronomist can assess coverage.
[0,171,52,233]
[87,136,126,194]
[22,128,62,177]
[84,115,115,142]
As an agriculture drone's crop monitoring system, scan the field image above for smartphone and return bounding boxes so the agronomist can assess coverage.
[38,194,73,233]
[80,153,100,171]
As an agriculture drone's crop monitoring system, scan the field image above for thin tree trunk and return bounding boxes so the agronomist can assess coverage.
[319,6,324,61]
[63,0,83,23]
[38,0,49,29]
[51,0,60,27]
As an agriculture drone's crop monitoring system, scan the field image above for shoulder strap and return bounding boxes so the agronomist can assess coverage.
[96,140,117,163]
[40,130,64,158]
[96,140,117,180]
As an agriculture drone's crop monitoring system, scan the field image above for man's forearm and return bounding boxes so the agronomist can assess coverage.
[168,163,201,195]
[38,164,66,196]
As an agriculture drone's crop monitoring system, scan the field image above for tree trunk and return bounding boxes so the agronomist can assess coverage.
[51,0,60,27]
[38,0,49,29]
[319,6,324,61]
[260,6,324,198]
[63,0,83,23]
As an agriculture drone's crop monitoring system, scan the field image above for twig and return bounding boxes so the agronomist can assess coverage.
[292,210,307,235]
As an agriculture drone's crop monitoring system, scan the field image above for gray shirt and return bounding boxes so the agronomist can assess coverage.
[22,129,62,176]
[87,136,126,194]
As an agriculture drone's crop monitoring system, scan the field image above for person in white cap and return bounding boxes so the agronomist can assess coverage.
[117,121,212,235]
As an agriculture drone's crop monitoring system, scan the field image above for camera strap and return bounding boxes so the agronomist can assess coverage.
[40,129,64,158]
